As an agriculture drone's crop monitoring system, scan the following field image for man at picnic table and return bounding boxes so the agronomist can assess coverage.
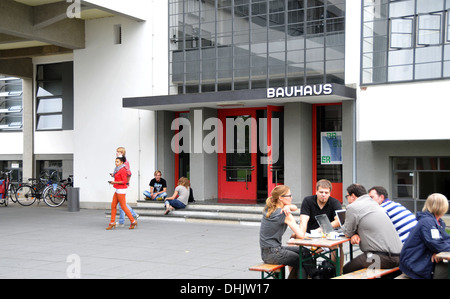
[341,184,403,274]
[298,179,342,237]
[294,179,342,278]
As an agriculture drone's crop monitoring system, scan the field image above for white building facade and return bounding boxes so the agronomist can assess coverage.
[0,0,168,208]
[0,0,449,213]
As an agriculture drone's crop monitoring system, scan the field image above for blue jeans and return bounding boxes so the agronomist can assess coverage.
[165,199,186,209]
[118,204,137,224]
[143,190,167,200]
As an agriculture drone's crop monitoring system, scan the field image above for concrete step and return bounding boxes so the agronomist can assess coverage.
[106,200,300,225]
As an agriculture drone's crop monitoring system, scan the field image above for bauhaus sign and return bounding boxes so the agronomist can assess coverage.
[267,83,333,99]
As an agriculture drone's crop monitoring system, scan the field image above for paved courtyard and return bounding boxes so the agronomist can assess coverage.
[0,203,268,279]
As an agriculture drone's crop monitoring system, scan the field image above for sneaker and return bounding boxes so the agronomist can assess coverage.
[134,213,139,220]
[116,222,125,228]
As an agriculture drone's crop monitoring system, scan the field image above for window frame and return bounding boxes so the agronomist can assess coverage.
[35,62,73,131]
[392,156,450,214]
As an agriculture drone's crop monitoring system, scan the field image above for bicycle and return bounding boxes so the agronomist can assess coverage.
[15,171,65,207]
[42,175,73,207]
[0,170,18,206]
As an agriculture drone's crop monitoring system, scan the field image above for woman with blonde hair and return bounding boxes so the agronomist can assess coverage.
[259,185,303,279]
[106,156,137,230]
[400,193,450,278]
[164,177,190,215]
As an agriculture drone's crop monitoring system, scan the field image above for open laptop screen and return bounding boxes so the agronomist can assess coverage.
[315,214,334,234]
[335,209,346,227]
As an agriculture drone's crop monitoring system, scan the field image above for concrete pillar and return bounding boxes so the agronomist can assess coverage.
[189,108,218,201]
[284,102,312,203]
[342,100,356,203]
[156,110,175,193]
[22,78,34,180]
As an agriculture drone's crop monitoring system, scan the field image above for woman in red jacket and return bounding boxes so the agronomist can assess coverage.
[106,156,137,230]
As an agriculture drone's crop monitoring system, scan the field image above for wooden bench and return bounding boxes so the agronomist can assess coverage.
[249,263,285,279]
[332,267,400,279]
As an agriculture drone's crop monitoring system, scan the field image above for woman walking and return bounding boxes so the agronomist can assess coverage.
[106,156,137,230]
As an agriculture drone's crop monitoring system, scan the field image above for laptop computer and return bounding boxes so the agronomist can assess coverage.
[315,214,335,234]
[315,213,344,235]
[335,209,346,227]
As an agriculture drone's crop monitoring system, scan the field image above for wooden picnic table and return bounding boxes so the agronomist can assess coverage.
[287,237,352,279]
[436,252,450,279]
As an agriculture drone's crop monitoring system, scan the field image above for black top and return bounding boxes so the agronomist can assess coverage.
[300,195,342,232]
[149,178,167,193]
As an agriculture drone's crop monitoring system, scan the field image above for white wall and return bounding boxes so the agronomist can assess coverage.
[358,80,450,141]
[73,2,168,207]
[345,0,361,87]
[0,133,22,154]
[85,0,150,21]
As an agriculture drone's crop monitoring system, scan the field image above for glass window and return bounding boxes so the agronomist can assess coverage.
[393,157,414,170]
[315,104,342,183]
[388,65,413,81]
[392,157,450,214]
[417,13,442,45]
[0,77,23,131]
[416,157,438,170]
[169,0,345,94]
[37,115,63,130]
[415,62,441,79]
[36,98,63,114]
[416,0,444,14]
[388,49,413,66]
[36,62,73,131]
[389,0,415,18]
[390,17,413,48]
[362,0,450,84]
[448,11,450,42]
[440,157,450,170]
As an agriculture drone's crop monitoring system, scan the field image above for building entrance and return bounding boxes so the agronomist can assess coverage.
[312,104,343,202]
[218,106,284,202]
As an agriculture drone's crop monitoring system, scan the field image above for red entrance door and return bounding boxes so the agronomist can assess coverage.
[218,109,257,200]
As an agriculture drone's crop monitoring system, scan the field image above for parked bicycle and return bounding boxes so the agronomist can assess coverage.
[42,175,73,207]
[0,170,18,206]
[15,171,65,207]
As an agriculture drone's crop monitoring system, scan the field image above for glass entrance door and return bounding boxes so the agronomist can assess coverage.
[218,109,257,200]
[312,104,343,202]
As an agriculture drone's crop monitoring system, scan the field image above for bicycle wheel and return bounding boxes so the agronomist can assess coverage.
[2,186,9,206]
[8,184,16,204]
[43,185,66,207]
[15,185,36,206]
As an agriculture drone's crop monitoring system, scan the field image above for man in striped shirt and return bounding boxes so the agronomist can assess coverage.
[368,186,417,243]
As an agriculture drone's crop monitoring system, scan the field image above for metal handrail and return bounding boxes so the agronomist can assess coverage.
[223,165,254,190]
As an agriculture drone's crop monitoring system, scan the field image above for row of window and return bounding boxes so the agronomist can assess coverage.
[0,77,23,131]
[169,0,346,94]
[0,160,64,185]
[362,0,450,84]
[0,62,74,132]
[393,157,450,213]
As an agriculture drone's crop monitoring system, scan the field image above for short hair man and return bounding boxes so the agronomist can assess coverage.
[298,179,342,238]
[342,184,403,274]
[368,186,417,243]
[143,170,167,200]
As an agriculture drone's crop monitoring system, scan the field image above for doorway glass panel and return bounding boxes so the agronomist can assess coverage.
[225,115,253,182]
